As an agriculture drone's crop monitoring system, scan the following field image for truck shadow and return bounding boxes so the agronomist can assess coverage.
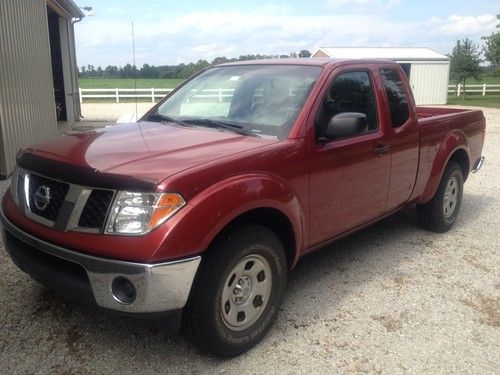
[288,192,492,280]
[22,191,492,365]
[279,191,492,332]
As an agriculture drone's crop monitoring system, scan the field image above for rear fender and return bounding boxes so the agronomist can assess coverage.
[417,130,469,204]
[153,174,304,266]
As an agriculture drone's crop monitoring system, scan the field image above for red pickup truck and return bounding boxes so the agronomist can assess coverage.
[1,59,485,357]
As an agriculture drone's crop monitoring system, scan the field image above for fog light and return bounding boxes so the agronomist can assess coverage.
[111,276,136,304]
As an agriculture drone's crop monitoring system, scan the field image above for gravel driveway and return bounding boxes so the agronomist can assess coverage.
[0,107,498,374]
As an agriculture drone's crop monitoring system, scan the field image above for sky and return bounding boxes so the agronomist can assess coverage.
[74,0,499,68]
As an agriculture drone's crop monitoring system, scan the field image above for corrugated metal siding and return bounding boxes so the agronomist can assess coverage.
[409,63,450,105]
[0,0,58,177]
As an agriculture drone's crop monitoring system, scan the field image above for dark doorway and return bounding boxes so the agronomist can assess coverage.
[399,63,411,79]
[47,6,67,122]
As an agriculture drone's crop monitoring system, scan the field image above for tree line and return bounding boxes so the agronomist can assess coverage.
[78,50,312,79]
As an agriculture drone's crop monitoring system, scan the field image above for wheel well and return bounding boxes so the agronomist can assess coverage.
[210,208,297,269]
[449,149,470,181]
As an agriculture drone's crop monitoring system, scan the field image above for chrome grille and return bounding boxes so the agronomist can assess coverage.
[78,190,114,229]
[27,173,69,222]
[16,168,116,232]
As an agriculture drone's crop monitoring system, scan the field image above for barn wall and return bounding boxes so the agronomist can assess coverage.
[408,62,450,105]
[0,0,58,177]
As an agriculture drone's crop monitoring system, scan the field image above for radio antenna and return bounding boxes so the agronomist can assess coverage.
[132,21,138,121]
[131,22,149,151]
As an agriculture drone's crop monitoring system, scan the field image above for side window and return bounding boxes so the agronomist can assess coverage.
[317,71,377,139]
[380,68,410,128]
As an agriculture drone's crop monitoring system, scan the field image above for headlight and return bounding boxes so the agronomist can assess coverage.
[105,192,185,235]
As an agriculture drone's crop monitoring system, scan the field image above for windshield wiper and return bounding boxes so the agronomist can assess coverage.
[183,118,258,137]
[146,113,192,127]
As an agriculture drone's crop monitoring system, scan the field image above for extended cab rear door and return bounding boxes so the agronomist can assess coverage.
[307,64,391,246]
[377,66,420,211]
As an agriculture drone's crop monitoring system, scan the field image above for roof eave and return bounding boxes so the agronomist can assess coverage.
[52,0,85,18]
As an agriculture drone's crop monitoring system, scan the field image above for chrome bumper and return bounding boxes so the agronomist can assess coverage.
[0,208,200,313]
[472,156,485,173]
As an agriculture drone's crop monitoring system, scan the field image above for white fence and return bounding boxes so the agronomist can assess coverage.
[79,88,236,103]
[80,84,500,102]
[79,88,173,103]
[447,84,500,96]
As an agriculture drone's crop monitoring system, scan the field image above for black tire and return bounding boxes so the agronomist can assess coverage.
[417,161,464,232]
[183,224,287,357]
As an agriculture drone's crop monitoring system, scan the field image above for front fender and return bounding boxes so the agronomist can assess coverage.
[152,173,305,264]
[417,130,469,204]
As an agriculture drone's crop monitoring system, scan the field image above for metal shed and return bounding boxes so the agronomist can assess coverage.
[0,0,84,178]
[312,47,450,106]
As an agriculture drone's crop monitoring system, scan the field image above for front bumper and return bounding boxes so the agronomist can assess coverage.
[0,208,200,314]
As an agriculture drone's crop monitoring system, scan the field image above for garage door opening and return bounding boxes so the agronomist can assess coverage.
[47,6,67,122]
[45,1,82,127]
[399,63,411,79]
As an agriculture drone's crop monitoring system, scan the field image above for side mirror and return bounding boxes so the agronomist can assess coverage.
[324,112,368,140]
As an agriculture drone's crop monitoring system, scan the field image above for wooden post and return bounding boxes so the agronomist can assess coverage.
[457,83,461,97]
[151,88,155,103]
[79,87,82,104]
[115,88,120,103]
[482,83,486,96]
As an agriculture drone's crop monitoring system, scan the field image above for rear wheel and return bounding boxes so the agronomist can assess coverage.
[417,161,464,232]
[183,224,287,357]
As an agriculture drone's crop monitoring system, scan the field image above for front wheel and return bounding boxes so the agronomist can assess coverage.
[417,161,464,232]
[183,225,287,357]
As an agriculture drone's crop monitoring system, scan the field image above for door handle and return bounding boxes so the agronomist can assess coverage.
[374,143,390,155]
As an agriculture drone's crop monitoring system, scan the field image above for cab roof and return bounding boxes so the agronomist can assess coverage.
[218,58,399,68]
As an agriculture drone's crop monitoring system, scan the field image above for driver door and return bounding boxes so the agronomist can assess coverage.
[308,68,391,246]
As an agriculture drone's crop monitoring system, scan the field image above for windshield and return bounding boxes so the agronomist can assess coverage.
[154,65,321,138]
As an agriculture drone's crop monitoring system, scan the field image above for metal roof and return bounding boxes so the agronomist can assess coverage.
[313,47,449,62]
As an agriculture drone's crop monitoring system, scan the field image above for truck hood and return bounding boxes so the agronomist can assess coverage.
[24,121,277,187]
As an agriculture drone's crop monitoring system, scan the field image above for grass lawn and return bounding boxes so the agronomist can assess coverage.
[79,78,184,89]
[447,93,500,108]
[81,76,500,89]
[447,76,500,108]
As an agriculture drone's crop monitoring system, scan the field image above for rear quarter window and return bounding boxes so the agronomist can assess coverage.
[380,68,410,128]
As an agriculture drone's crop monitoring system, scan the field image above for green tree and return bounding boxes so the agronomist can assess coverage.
[482,14,500,72]
[105,65,119,78]
[449,38,481,99]
[141,63,158,78]
[121,63,137,78]
[212,56,230,65]
[298,49,311,58]
[87,64,95,76]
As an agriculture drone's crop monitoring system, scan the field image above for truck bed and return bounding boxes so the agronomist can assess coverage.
[417,106,477,119]
[416,106,481,121]
[412,106,486,202]
[416,107,485,140]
